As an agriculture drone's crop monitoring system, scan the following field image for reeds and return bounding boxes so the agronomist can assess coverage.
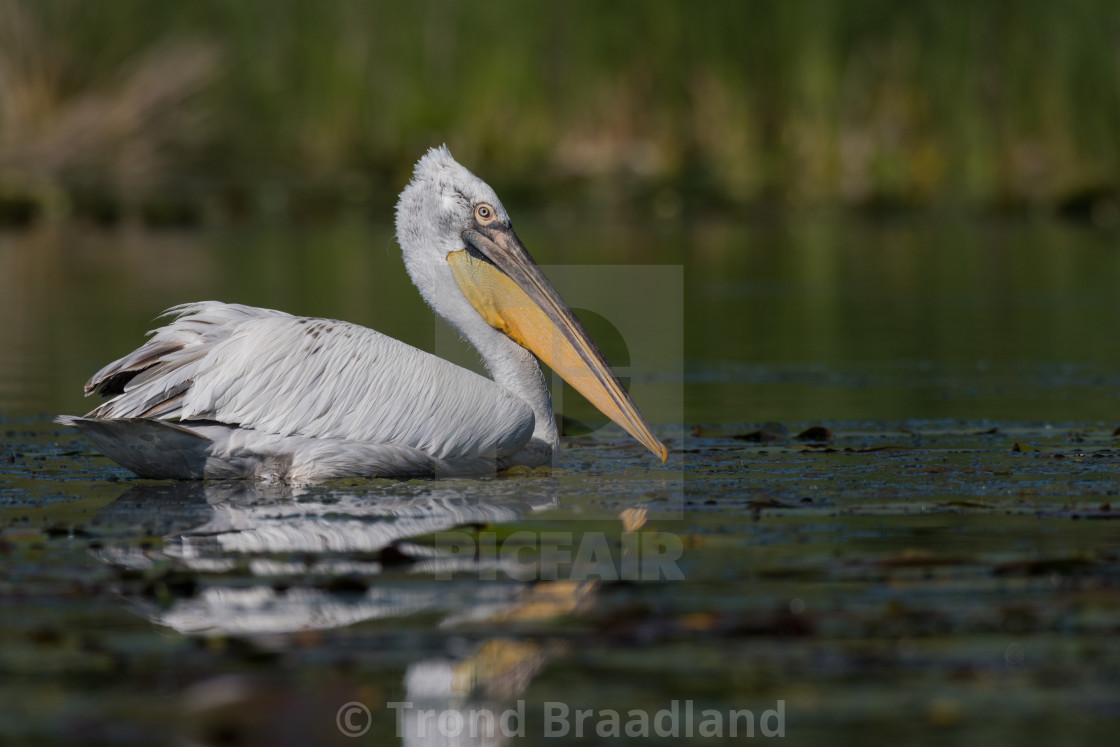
[0,1,219,222]
[0,0,1117,224]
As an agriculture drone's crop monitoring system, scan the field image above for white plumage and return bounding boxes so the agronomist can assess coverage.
[58,147,665,481]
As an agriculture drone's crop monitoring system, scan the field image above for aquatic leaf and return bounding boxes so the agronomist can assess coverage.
[732,422,789,442]
[993,557,1097,576]
[794,426,834,442]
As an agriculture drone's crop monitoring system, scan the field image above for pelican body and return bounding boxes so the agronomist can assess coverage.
[58,147,667,481]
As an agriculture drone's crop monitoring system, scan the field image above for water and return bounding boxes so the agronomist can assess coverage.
[5,216,1120,422]
[1,217,1119,745]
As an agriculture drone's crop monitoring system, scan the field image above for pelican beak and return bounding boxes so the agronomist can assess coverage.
[448,225,668,462]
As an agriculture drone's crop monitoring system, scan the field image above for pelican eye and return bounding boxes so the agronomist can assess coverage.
[475,203,496,224]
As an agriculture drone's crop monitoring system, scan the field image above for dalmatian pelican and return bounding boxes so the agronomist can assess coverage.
[57,147,668,481]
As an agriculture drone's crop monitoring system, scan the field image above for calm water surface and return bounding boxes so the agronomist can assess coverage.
[4,216,1120,422]
[1,216,1118,745]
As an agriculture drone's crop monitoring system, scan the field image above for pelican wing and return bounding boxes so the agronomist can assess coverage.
[84,302,536,462]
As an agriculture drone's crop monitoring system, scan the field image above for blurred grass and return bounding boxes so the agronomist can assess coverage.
[0,0,1118,225]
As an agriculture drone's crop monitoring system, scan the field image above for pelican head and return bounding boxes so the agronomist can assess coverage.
[395,146,668,462]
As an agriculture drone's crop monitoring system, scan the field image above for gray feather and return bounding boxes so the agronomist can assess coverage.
[60,301,541,481]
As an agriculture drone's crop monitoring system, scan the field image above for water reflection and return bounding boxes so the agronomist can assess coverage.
[95,481,560,635]
[5,218,1120,426]
[93,480,602,745]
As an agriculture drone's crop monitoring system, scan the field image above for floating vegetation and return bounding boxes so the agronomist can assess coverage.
[2,418,1119,742]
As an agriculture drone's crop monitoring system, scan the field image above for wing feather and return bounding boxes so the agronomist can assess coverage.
[87,301,535,461]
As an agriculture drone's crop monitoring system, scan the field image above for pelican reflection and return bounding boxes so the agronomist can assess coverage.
[93,481,629,746]
[94,481,560,635]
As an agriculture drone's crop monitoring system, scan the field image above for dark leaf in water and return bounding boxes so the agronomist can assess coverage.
[795,426,834,442]
[43,524,92,538]
[141,572,198,600]
[378,542,417,568]
[875,552,974,568]
[319,575,370,593]
[728,610,816,638]
[993,557,1097,576]
[27,627,64,646]
[733,422,788,442]
[1076,511,1120,520]
[747,498,797,510]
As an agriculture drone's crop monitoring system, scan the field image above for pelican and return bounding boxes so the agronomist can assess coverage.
[57,147,668,482]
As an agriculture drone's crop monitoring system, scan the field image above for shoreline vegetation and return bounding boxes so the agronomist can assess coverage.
[0,0,1118,228]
